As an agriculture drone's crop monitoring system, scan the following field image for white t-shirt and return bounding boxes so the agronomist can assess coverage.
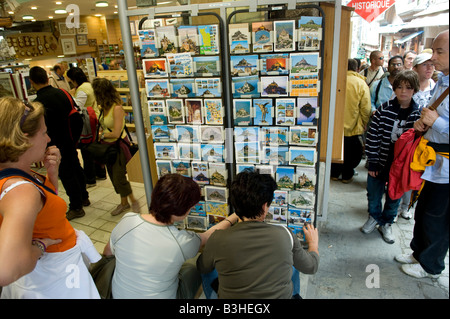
[110,213,201,299]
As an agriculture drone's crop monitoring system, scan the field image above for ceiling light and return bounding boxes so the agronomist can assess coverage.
[95,1,109,7]
[23,15,34,20]
[56,1,62,4]
[55,9,67,14]
[49,16,54,19]
[8,11,14,15]
[95,14,102,17]
[31,6,37,10]
[58,55,65,58]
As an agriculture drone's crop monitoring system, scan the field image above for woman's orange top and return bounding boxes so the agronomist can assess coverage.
[0,171,76,253]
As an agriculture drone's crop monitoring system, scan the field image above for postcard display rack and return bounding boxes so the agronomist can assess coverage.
[228,5,324,241]
[134,4,325,240]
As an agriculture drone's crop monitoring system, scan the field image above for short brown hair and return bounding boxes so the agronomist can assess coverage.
[149,174,201,224]
[0,97,44,163]
[392,70,420,93]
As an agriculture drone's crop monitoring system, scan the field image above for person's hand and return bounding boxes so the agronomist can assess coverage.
[414,118,427,132]
[368,170,379,178]
[303,223,319,254]
[420,108,439,127]
[43,146,60,173]
[33,238,62,250]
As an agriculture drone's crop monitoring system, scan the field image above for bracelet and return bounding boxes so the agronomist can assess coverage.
[32,240,46,257]
[225,219,233,226]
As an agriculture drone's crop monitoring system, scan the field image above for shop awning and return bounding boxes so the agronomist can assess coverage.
[394,31,424,44]
[406,12,449,28]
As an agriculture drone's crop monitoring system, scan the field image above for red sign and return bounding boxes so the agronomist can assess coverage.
[347,0,395,23]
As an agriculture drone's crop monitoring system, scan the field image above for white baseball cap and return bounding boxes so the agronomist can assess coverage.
[413,53,432,67]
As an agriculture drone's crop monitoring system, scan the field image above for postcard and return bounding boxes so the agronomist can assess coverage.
[170,78,196,97]
[235,142,260,164]
[261,146,289,165]
[166,99,185,124]
[272,190,288,206]
[206,202,229,218]
[195,78,221,97]
[233,99,252,126]
[205,186,228,203]
[156,25,178,55]
[185,99,203,124]
[253,99,273,125]
[255,164,274,177]
[178,143,201,161]
[290,73,319,97]
[198,24,220,55]
[171,160,191,177]
[229,23,250,54]
[276,166,295,190]
[274,20,295,52]
[208,163,227,186]
[193,56,220,76]
[166,52,194,77]
[190,201,206,216]
[154,143,177,160]
[267,206,288,225]
[176,125,200,143]
[186,215,208,231]
[260,53,289,75]
[201,144,224,162]
[139,29,158,58]
[142,58,168,77]
[289,147,317,167]
[289,191,315,210]
[145,79,170,97]
[204,99,224,125]
[290,126,317,146]
[200,126,224,144]
[192,162,209,185]
[230,55,259,76]
[151,124,176,142]
[288,224,305,241]
[261,76,288,97]
[261,126,289,146]
[298,16,322,51]
[275,98,296,125]
[236,164,255,174]
[296,167,316,191]
[177,25,199,55]
[149,113,167,125]
[234,126,260,143]
[288,207,313,224]
[155,160,172,178]
[290,52,319,74]
[232,75,259,98]
[297,98,318,125]
[252,21,273,52]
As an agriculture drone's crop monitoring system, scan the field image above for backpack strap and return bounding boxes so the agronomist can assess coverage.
[374,79,383,107]
[0,168,57,195]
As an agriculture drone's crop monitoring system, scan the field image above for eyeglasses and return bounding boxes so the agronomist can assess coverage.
[20,100,34,128]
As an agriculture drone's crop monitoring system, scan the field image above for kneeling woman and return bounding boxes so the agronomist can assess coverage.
[103,174,238,299]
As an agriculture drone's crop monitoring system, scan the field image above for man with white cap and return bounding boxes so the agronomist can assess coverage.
[397,52,437,220]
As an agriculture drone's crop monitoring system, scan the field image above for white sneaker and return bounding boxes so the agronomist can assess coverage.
[401,263,440,279]
[379,223,395,244]
[361,215,378,234]
[401,209,413,220]
[395,254,418,264]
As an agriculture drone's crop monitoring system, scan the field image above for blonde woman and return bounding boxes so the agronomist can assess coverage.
[91,77,140,216]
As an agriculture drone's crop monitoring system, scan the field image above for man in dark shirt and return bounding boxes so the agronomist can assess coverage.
[30,66,89,220]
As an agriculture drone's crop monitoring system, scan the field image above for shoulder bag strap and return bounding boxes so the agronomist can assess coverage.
[0,168,57,195]
[428,87,449,111]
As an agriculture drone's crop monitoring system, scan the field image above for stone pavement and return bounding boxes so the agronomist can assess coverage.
[301,162,449,299]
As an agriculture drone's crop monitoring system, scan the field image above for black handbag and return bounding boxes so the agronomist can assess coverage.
[85,110,118,165]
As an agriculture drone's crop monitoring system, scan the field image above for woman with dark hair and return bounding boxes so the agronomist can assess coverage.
[103,174,238,299]
[91,77,139,216]
[197,171,319,299]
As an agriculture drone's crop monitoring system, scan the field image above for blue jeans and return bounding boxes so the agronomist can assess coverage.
[367,174,400,225]
[201,267,300,299]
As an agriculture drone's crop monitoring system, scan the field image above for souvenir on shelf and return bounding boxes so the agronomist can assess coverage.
[176,125,200,143]
[298,16,322,51]
[290,73,319,97]
[235,142,260,164]
[192,162,210,185]
[201,144,224,163]
[204,99,224,125]
[253,98,273,125]
[260,53,289,75]
[185,99,203,124]
[190,201,207,216]
[233,99,252,126]
[229,23,251,54]
[234,126,260,143]
[154,143,177,160]
[138,29,158,58]
[289,126,317,146]
[142,58,168,78]
[296,97,318,125]
[289,191,315,210]
[170,78,196,97]
[178,143,201,161]
[272,190,288,206]
[290,52,320,96]
[145,79,170,97]
[193,56,221,76]
[177,25,199,55]
[156,25,178,55]
[186,215,208,231]
[206,201,229,218]
[261,126,289,146]
[288,208,312,227]
[288,147,317,167]
[252,21,273,52]
[205,186,228,203]
[148,100,167,124]
[267,206,288,225]
[261,146,289,165]
[275,98,296,125]
[166,99,185,124]
[200,126,224,144]
[166,52,194,77]
[208,162,227,186]
[232,75,259,98]
[151,124,176,142]
[230,55,259,76]
[171,160,191,177]
[276,166,295,190]
[155,160,172,178]
[274,20,296,52]
[195,77,221,97]
[295,167,316,191]
[261,76,289,97]
[198,24,220,55]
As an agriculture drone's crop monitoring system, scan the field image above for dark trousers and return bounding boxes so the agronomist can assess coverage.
[107,148,132,198]
[411,181,449,275]
[331,135,364,180]
[79,144,106,184]
[59,146,89,210]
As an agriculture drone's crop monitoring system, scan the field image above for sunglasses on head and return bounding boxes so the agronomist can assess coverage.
[20,100,34,128]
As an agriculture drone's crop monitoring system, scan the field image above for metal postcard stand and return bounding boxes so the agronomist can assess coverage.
[116,0,341,222]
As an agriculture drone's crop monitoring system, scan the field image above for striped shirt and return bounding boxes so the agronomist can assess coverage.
[366,97,421,173]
